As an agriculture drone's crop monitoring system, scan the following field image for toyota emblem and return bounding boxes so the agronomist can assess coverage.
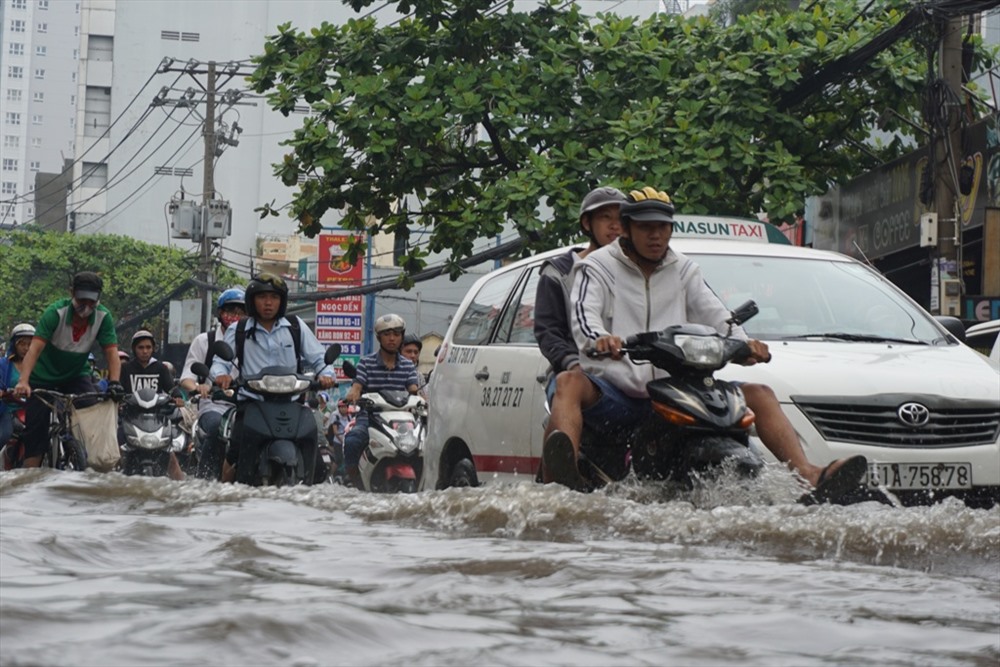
[897,402,930,427]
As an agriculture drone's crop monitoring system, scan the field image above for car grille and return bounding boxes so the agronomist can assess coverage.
[793,396,1000,448]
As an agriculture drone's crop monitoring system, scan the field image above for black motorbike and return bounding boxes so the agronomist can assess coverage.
[579,300,765,487]
[191,342,340,487]
[119,387,186,477]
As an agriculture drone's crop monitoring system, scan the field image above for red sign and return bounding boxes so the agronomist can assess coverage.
[318,233,363,285]
[316,328,363,343]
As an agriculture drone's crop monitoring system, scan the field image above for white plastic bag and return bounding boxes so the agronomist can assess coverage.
[71,400,120,472]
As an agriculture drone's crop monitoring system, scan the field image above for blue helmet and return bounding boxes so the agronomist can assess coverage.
[217,288,246,312]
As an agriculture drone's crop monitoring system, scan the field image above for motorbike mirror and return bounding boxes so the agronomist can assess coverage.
[211,340,235,362]
[324,344,341,365]
[190,362,211,381]
[342,360,357,379]
[728,300,759,326]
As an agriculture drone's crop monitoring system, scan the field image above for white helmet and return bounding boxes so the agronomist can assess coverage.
[10,323,35,341]
[374,313,406,335]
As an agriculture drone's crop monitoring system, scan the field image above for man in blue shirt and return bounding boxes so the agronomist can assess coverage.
[342,313,419,488]
[210,273,336,482]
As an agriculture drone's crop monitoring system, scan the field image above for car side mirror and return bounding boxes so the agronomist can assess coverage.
[935,316,966,343]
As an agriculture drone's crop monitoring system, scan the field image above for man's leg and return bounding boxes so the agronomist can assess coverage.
[544,369,602,456]
[21,391,53,468]
[742,382,858,487]
[196,411,224,480]
[342,414,369,488]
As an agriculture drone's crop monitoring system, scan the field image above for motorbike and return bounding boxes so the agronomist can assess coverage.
[342,361,427,493]
[576,300,765,488]
[191,342,341,487]
[119,386,187,477]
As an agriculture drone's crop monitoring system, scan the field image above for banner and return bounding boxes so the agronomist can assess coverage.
[316,233,364,388]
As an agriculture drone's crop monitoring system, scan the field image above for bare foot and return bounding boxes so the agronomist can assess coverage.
[167,453,186,481]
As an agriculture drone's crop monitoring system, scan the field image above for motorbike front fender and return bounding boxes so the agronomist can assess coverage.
[266,439,298,466]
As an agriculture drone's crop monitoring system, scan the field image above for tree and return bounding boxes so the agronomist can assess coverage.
[0,230,241,343]
[250,0,995,278]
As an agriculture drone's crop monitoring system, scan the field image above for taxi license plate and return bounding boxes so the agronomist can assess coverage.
[865,462,972,490]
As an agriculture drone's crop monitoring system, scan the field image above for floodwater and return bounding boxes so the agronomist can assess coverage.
[1,465,998,667]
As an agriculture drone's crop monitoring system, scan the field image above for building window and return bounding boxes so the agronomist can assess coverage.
[73,49,79,60]
[34,69,45,80]
[76,2,80,12]
[37,22,47,33]
[1,183,17,196]
[5,113,21,125]
[31,137,41,148]
[36,46,47,57]
[11,20,26,32]
[71,72,77,82]
[8,66,24,79]
[38,0,49,8]
[30,161,40,172]
[12,0,27,8]
[74,26,79,36]
[160,30,180,40]
[32,114,42,125]
[9,42,25,56]
[6,89,22,102]
[181,32,200,42]
[3,136,19,149]
[70,95,75,106]
[81,163,108,189]
[2,159,16,172]
[33,92,44,103]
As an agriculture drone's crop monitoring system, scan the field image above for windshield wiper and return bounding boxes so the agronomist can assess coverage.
[779,332,928,345]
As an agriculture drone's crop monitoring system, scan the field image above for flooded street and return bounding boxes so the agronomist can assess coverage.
[1,467,998,667]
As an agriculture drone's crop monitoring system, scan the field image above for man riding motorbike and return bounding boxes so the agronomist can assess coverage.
[209,274,336,483]
[550,187,867,502]
[179,287,246,479]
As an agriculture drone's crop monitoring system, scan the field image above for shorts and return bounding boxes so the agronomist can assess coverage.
[580,373,651,436]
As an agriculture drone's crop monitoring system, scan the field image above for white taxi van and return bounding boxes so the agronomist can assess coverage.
[424,217,1000,507]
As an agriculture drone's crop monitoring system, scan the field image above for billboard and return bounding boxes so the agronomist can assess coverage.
[316,232,365,388]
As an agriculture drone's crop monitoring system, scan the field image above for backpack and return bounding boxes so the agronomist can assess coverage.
[203,330,217,368]
[234,317,303,373]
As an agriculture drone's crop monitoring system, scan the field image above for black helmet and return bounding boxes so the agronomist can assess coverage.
[402,332,422,351]
[245,273,288,320]
[620,187,675,225]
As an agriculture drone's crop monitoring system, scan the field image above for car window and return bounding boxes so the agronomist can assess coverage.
[451,268,524,345]
[495,266,541,345]
[692,253,943,342]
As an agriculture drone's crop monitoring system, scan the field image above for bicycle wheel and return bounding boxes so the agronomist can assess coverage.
[61,434,89,472]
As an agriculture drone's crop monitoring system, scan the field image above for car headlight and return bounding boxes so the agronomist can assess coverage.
[674,334,725,368]
[248,375,311,394]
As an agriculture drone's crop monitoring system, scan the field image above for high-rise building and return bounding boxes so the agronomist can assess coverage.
[0,0,81,227]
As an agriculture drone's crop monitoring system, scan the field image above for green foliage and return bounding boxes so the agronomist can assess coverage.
[249,0,992,275]
[0,230,240,344]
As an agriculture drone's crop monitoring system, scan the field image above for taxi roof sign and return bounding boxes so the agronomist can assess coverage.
[672,215,791,244]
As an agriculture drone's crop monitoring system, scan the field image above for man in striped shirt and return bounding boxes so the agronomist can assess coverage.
[342,313,420,488]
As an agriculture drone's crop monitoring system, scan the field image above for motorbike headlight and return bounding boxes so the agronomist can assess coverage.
[248,375,311,394]
[396,430,419,453]
[674,334,725,368]
[132,432,166,450]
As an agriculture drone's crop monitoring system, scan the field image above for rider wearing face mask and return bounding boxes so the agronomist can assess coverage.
[178,287,246,480]
[12,271,122,468]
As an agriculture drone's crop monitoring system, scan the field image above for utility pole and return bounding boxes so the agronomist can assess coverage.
[201,61,217,332]
[931,16,965,317]
[159,58,255,332]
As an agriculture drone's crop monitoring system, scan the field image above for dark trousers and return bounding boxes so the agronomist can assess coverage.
[24,376,96,460]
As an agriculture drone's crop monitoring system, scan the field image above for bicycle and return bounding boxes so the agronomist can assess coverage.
[1,391,27,470]
[30,389,112,471]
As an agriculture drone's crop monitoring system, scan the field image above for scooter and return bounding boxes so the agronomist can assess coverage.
[119,386,187,477]
[342,362,427,493]
[577,300,765,487]
[191,342,340,488]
